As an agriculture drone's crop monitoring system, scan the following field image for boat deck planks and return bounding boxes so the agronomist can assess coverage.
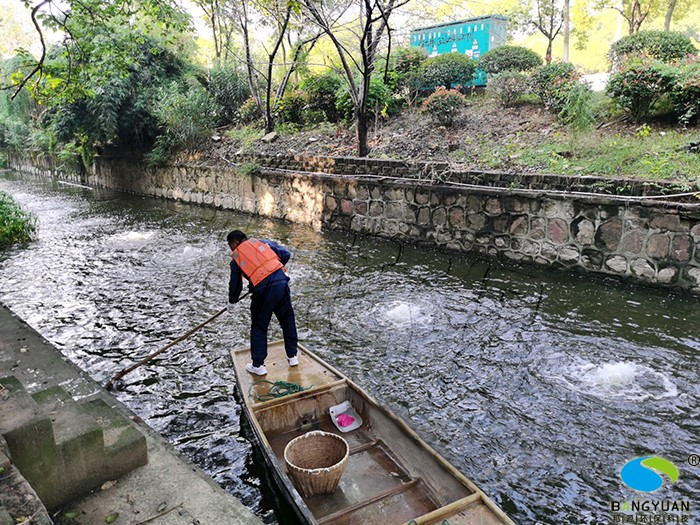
[230,341,516,525]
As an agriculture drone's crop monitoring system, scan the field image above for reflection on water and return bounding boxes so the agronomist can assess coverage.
[1,171,699,524]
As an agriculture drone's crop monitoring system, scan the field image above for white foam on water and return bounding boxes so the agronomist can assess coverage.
[557,360,677,401]
[375,300,433,328]
[115,231,157,241]
[182,245,203,257]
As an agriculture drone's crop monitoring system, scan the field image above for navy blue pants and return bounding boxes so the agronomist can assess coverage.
[250,280,298,367]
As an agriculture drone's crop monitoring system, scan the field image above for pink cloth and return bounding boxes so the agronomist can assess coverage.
[336,413,355,427]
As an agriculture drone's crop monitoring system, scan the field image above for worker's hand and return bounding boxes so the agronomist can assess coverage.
[227,302,237,313]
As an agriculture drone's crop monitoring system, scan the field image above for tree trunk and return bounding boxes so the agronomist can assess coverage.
[264,102,274,134]
[545,39,553,63]
[356,107,369,157]
[563,0,570,62]
[664,0,677,30]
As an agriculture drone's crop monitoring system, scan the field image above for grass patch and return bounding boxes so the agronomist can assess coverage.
[475,128,700,185]
[225,125,264,152]
[0,191,38,248]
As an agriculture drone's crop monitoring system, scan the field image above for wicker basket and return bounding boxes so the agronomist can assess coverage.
[284,431,349,497]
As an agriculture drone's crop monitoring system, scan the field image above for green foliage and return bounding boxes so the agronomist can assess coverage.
[605,58,675,122]
[418,53,476,89]
[239,162,261,177]
[1,57,35,120]
[421,87,466,126]
[393,47,430,76]
[669,59,700,125]
[276,89,307,125]
[530,62,583,113]
[486,72,531,107]
[56,139,85,173]
[300,72,344,123]
[146,78,221,164]
[0,117,30,149]
[608,31,697,70]
[4,0,195,171]
[0,191,37,248]
[275,72,345,127]
[238,97,263,125]
[388,47,429,105]
[614,31,698,67]
[477,45,543,74]
[468,125,700,183]
[558,82,595,131]
[336,77,392,123]
[207,65,250,125]
[225,125,264,152]
[29,127,58,154]
[0,57,37,149]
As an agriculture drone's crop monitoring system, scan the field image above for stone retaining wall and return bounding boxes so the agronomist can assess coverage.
[8,151,700,294]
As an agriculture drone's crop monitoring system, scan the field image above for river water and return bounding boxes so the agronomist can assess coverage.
[1,171,698,524]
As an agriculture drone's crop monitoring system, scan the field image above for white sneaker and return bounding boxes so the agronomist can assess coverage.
[288,356,299,366]
[246,363,267,375]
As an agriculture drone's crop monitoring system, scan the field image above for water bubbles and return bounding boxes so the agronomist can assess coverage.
[181,245,204,258]
[373,300,434,329]
[113,230,157,242]
[556,360,678,402]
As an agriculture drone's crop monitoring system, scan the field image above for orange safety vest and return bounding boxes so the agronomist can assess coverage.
[232,239,284,286]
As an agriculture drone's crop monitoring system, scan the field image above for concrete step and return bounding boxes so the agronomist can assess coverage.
[0,377,57,488]
[0,432,53,525]
[78,397,148,478]
[31,386,106,508]
[0,376,148,512]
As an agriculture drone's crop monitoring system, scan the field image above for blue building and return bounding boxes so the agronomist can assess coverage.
[410,15,508,86]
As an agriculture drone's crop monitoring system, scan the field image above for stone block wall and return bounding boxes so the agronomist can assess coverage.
[321,177,700,292]
[7,151,700,293]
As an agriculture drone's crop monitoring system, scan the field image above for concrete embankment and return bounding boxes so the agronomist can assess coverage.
[8,151,700,294]
[0,302,264,525]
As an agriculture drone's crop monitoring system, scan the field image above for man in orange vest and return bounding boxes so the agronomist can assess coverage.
[227,230,298,375]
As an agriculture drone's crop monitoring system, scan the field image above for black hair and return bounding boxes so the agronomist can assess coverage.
[226,230,247,244]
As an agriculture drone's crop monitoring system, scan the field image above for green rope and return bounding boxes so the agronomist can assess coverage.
[249,380,310,401]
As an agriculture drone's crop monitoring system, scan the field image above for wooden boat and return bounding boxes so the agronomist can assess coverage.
[230,340,516,525]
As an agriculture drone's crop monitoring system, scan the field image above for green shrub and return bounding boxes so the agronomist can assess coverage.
[238,97,262,125]
[608,31,697,70]
[56,139,86,173]
[153,79,221,149]
[558,82,595,131]
[393,46,430,76]
[239,162,261,177]
[276,89,308,125]
[530,62,582,112]
[669,59,700,125]
[419,53,476,89]
[0,191,37,248]
[478,45,543,74]
[207,65,250,125]
[486,71,531,106]
[146,78,221,165]
[29,127,58,154]
[605,58,675,122]
[392,46,429,91]
[336,77,392,123]
[421,86,466,126]
[300,72,344,123]
[1,117,30,149]
[225,125,263,152]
